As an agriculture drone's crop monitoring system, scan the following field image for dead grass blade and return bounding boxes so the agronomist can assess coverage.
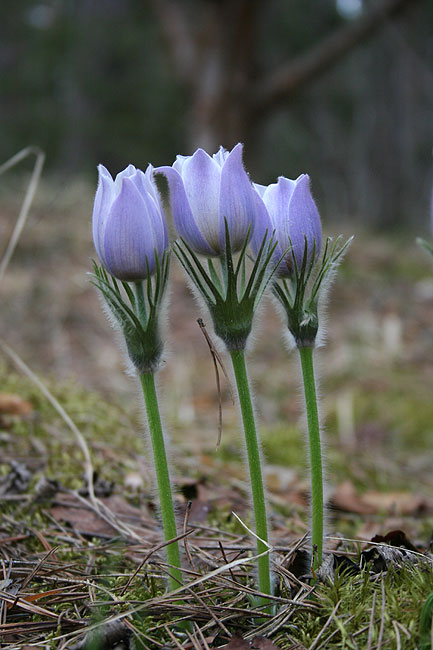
[0,146,45,284]
[0,338,96,504]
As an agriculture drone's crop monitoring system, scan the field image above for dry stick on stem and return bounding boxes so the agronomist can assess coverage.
[197,318,234,450]
[183,500,194,568]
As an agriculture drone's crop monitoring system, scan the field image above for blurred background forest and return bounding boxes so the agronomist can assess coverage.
[1,0,432,228]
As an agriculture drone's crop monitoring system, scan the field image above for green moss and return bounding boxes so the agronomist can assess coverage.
[1,358,432,647]
[283,564,433,649]
[261,424,306,469]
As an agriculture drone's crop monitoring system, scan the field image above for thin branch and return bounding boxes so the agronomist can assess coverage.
[252,0,419,114]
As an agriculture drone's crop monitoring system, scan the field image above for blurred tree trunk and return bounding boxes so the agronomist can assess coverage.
[151,0,259,151]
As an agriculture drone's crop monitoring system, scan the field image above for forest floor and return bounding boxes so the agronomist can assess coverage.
[0,179,433,648]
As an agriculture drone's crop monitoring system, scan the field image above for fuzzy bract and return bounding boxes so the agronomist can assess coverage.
[156,143,259,256]
[92,164,168,281]
[251,174,322,276]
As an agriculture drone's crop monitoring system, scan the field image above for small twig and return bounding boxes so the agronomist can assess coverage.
[218,540,237,584]
[123,618,164,650]
[194,621,213,650]
[184,584,231,637]
[183,501,194,568]
[367,591,377,650]
[308,600,341,650]
[186,628,202,650]
[377,579,386,649]
[197,318,234,450]
[315,614,355,650]
[164,624,184,649]
[118,528,195,597]
[21,546,59,590]
[392,620,401,650]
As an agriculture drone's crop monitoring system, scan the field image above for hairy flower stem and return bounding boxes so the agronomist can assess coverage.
[139,372,182,591]
[230,349,272,603]
[298,345,323,568]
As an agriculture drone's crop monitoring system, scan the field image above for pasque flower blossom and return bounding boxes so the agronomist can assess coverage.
[92,164,168,281]
[251,174,322,276]
[156,143,259,256]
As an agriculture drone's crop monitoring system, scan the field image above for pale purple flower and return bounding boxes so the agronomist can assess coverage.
[156,143,258,256]
[251,174,322,277]
[92,164,168,281]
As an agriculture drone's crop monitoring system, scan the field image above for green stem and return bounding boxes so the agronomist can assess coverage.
[230,349,272,602]
[298,345,323,568]
[139,372,182,591]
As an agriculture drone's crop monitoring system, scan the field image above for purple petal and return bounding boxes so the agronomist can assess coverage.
[288,174,322,267]
[92,165,115,265]
[155,166,215,256]
[103,177,159,280]
[173,154,189,175]
[263,177,307,275]
[218,143,256,252]
[180,149,221,253]
[134,166,169,250]
[253,182,267,199]
[212,146,230,168]
[250,189,275,255]
[113,164,137,194]
[262,177,296,246]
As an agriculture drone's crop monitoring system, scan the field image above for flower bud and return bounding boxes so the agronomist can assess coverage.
[92,164,168,281]
[156,143,258,256]
[251,174,322,277]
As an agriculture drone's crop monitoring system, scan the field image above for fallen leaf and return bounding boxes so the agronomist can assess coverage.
[224,635,250,649]
[370,529,418,552]
[331,481,433,516]
[50,493,154,538]
[362,491,432,515]
[331,481,374,514]
[223,635,281,649]
[50,499,118,537]
[252,636,280,649]
[0,393,33,416]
